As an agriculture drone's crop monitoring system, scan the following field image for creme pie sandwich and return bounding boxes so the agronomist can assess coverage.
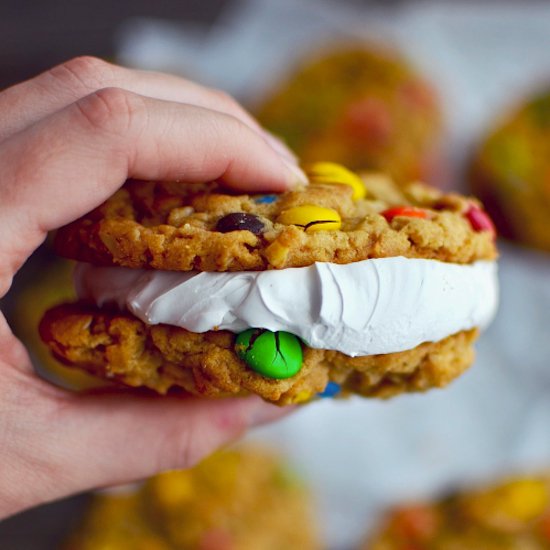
[40,162,498,405]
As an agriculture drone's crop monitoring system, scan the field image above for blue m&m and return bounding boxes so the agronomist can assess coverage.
[318,381,341,398]
[254,194,278,204]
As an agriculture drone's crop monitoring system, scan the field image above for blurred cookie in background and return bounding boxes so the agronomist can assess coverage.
[64,490,167,550]
[11,257,104,391]
[64,446,320,550]
[366,474,550,549]
[255,46,443,187]
[470,88,550,252]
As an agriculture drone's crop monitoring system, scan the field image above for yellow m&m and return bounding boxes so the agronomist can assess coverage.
[277,204,342,232]
[490,479,549,522]
[305,161,367,200]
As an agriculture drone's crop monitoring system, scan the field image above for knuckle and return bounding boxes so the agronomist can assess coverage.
[210,88,240,111]
[47,56,114,93]
[74,87,143,135]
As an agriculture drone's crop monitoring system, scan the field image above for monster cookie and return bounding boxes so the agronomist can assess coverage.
[470,89,550,251]
[256,47,443,186]
[367,474,550,549]
[40,163,498,405]
[64,447,319,550]
[53,166,495,270]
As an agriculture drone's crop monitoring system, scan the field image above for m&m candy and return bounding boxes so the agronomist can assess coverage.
[318,381,341,398]
[305,161,367,200]
[381,206,429,223]
[254,194,278,204]
[277,205,342,232]
[235,329,303,379]
[465,204,496,237]
[215,213,265,235]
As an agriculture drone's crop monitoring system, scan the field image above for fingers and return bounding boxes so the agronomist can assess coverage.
[0,88,306,278]
[0,56,267,145]
[0,379,292,517]
[62,393,290,482]
[0,318,31,372]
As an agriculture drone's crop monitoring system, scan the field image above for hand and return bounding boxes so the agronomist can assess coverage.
[0,57,304,519]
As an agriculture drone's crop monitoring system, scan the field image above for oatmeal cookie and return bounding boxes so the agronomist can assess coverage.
[54,173,496,272]
[40,303,477,405]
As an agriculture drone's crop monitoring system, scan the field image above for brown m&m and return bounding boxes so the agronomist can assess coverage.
[215,213,265,235]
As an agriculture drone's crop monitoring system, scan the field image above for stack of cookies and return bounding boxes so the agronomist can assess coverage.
[40,162,498,405]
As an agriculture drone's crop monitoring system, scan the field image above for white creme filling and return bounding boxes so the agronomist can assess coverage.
[74,257,499,357]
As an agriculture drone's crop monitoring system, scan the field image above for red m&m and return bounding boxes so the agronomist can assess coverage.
[465,204,496,238]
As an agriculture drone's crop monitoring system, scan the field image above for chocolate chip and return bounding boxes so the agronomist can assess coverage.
[215,213,265,235]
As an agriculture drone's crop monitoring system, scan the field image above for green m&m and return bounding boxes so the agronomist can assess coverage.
[235,329,303,379]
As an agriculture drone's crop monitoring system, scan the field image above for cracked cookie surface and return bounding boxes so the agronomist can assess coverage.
[54,175,496,271]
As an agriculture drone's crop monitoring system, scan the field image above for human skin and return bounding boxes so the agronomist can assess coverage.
[0,57,305,519]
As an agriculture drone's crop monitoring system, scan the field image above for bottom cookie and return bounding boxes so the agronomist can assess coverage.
[40,303,477,405]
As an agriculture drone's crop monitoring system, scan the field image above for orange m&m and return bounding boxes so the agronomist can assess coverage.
[381,206,430,223]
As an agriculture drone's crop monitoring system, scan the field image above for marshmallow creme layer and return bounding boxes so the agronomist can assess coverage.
[74,257,498,357]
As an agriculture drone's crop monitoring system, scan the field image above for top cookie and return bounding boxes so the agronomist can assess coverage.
[54,167,496,271]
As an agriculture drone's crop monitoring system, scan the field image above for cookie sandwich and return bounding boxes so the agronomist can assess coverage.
[40,162,498,405]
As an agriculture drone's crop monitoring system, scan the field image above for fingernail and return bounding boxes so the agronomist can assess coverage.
[263,132,298,164]
[282,158,309,188]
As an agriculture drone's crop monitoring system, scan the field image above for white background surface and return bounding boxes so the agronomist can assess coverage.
[118,2,550,547]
